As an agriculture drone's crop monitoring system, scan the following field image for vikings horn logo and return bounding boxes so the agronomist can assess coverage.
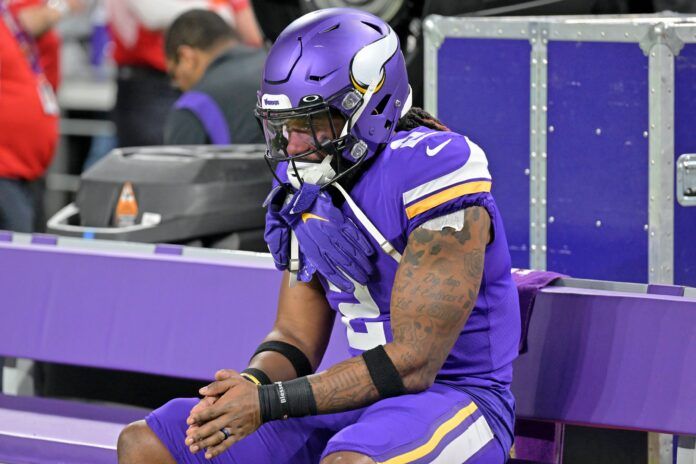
[349,26,399,95]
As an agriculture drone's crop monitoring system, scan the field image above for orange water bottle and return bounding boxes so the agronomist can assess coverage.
[113,182,138,227]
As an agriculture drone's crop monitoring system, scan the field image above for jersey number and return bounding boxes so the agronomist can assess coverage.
[331,281,387,351]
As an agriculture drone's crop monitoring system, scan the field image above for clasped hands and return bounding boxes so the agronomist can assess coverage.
[184,369,261,459]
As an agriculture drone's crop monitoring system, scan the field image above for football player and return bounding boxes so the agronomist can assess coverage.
[118,7,520,464]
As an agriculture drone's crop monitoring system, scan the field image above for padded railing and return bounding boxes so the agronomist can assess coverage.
[1,232,695,462]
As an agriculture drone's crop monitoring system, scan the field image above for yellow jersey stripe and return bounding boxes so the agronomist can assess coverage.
[378,402,479,464]
[405,181,492,220]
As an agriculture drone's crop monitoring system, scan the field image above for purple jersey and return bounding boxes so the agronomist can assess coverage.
[317,127,521,452]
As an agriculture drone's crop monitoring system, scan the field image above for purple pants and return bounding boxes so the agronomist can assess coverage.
[146,383,507,463]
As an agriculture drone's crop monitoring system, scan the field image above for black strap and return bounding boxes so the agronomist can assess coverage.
[362,345,406,399]
[258,377,316,423]
[284,377,317,417]
[258,383,283,422]
[241,367,271,385]
[252,341,313,377]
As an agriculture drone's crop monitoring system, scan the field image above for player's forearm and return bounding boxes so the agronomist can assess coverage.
[306,340,447,414]
[307,354,379,414]
[247,273,334,385]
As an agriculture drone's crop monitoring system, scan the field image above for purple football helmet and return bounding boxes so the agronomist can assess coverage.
[255,8,411,187]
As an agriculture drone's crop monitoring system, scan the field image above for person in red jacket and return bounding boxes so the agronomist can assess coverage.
[0,1,62,233]
[8,0,83,91]
[106,0,263,147]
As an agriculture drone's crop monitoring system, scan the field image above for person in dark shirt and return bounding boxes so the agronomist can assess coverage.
[163,9,266,145]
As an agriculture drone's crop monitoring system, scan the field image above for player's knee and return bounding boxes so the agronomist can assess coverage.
[117,420,174,464]
[321,451,377,464]
[116,421,149,462]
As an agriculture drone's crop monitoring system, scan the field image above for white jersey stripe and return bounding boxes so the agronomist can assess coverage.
[431,415,495,464]
[402,137,491,206]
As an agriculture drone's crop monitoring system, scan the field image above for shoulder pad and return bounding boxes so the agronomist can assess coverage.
[373,130,492,221]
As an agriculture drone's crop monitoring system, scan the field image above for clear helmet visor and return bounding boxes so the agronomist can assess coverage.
[255,88,366,188]
[256,88,364,162]
[259,107,348,162]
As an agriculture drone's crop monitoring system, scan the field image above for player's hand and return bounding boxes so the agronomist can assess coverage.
[280,183,375,293]
[184,395,218,440]
[196,369,237,399]
[184,369,261,459]
[191,395,218,414]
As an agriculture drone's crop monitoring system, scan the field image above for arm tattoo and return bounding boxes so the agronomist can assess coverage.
[307,206,490,413]
[402,247,424,266]
[308,356,379,413]
[390,206,490,390]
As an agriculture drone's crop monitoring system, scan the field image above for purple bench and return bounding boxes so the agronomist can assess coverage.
[1,232,695,463]
[512,280,696,463]
[0,394,148,464]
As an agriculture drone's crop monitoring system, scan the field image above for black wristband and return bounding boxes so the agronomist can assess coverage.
[252,341,313,377]
[362,345,406,399]
[258,377,317,423]
[241,368,271,386]
[284,377,317,417]
[259,383,283,422]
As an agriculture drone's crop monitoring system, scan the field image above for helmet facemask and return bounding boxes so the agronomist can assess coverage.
[256,86,371,190]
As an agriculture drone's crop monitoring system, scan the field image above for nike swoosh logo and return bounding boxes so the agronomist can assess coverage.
[426,139,452,157]
[302,213,328,223]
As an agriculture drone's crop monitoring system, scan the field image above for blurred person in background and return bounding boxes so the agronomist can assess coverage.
[106,0,263,148]
[0,0,80,391]
[0,0,82,234]
[163,9,265,145]
[8,0,83,91]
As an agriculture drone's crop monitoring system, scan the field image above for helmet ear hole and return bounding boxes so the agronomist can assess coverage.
[372,93,392,116]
